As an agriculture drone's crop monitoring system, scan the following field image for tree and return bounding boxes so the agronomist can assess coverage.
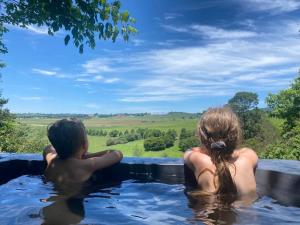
[260,72,300,160]
[144,137,166,151]
[166,129,177,139]
[227,92,261,139]
[163,135,175,148]
[179,128,194,140]
[0,92,15,151]
[179,136,200,151]
[0,0,137,54]
[109,129,119,137]
[266,72,300,133]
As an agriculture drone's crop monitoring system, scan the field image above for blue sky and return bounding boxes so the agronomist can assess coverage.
[1,0,300,114]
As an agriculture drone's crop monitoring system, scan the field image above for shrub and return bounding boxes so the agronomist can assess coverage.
[179,136,200,151]
[144,137,166,151]
[163,135,175,148]
[109,130,119,137]
[166,129,177,139]
[2,124,48,153]
[87,129,107,136]
[259,122,300,160]
[144,129,162,138]
[106,137,128,146]
[179,128,194,139]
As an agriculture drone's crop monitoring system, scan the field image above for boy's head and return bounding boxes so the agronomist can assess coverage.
[197,107,241,154]
[47,118,87,160]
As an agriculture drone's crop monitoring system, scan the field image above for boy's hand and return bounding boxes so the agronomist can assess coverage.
[43,145,57,161]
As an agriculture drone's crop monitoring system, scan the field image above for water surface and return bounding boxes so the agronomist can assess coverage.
[0,175,299,224]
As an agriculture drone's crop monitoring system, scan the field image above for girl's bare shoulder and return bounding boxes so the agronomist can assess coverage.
[185,147,212,167]
[234,147,258,167]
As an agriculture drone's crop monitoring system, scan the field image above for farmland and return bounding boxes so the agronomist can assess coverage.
[16,113,199,158]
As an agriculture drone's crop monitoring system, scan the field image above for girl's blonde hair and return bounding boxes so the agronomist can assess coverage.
[197,107,241,194]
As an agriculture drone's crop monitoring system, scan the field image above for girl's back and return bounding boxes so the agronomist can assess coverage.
[185,147,257,195]
[184,107,258,196]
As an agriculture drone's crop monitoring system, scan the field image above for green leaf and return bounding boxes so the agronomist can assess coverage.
[79,44,84,54]
[64,35,70,45]
[121,10,129,22]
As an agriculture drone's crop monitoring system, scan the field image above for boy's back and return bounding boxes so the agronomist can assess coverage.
[44,118,123,194]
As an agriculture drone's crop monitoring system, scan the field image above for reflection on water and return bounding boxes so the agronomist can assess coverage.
[41,180,122,225]
[41,197,85,225]
[186,189,258,225]
[0,175,299,225]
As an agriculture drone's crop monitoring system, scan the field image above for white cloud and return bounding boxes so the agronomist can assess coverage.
[26,25,48,35]
[19,96,43,101]
[82,59,115,74]
[95,75,103,80]
[190,25,257,39]
[120,96,184,102]
[84,21,299,102]
[131,39,145,46]
[162,24,257,39]
[32,68,69,78]
[31,87,42,90]
[164,13,183,20]
[75,75,120,84]
[33,68,57,76]
[239,0,300,13]
[104,78,120,83]
[85,103,100,108]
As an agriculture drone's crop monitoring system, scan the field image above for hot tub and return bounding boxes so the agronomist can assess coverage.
[0,153,299,224]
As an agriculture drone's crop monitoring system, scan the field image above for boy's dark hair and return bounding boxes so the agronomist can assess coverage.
[47,118,86,160]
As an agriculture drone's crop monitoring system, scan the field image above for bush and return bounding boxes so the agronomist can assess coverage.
[166,129,177,139]
[163,135,175,148]
[179,128,195,139]
[106,137,128,146]
[179,136,200,151]
[2,124,48,153]
[87,129,107,136]
[109,130,119,137]
[136,128,147,138]
[144,129,163,138]
[144,137,166,151]
[259,122,300,160]
[125,133,140,142]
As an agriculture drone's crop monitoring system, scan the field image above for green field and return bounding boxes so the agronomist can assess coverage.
[17,114,198,158]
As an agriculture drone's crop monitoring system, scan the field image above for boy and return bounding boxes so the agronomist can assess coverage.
[43,118,123,190]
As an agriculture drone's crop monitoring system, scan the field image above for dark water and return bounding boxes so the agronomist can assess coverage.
[0,175,299,225]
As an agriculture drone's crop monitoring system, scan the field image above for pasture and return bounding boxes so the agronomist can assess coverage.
[17,114,199,158]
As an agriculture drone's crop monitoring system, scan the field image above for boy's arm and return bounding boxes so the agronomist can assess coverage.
[83,150,123,172]
[43,145,57,164]
[82,150,113,159]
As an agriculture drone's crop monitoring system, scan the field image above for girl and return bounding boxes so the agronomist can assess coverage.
[184,107,258,196]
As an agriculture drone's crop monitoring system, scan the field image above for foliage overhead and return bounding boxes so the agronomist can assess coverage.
[0,0,137,54]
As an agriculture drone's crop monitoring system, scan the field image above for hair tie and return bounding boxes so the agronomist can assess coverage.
[210,141,227,150]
